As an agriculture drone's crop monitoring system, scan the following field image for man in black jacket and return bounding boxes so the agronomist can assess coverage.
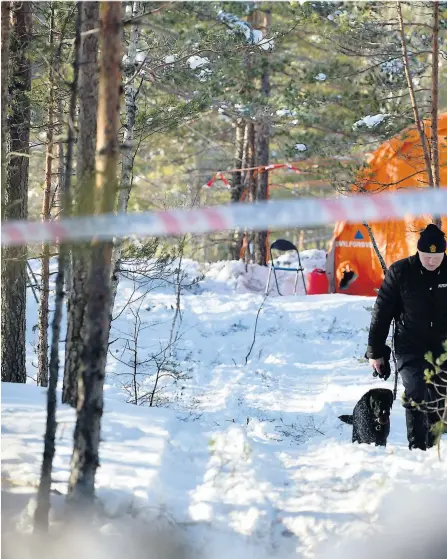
[367,224,447,450]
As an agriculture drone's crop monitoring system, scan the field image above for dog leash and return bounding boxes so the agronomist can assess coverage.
[391,319,399,401]
[369,250,399,400]
[371,321,399,401]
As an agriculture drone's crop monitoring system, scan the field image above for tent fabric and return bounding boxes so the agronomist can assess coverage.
[327,114,447,296]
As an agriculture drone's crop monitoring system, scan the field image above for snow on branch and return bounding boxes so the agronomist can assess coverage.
[217,10,274,51]
[353,113,390,129]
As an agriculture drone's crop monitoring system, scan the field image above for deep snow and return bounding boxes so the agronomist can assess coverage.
[2,253,447,558]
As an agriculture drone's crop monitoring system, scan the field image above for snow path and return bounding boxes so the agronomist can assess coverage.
[2,262,447,558]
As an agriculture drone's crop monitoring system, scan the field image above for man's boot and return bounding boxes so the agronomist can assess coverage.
[406,409,428,450]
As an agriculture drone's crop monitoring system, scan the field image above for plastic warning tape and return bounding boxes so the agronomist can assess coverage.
[2,188,447,247]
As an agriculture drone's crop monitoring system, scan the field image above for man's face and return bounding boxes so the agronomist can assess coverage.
[418,250,445,271]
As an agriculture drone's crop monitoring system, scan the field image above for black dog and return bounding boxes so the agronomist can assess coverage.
[339,388,393,446]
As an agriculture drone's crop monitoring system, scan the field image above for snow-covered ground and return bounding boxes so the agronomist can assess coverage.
[2,253,447,558]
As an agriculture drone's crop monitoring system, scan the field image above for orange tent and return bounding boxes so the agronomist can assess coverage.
[326,114,447,296]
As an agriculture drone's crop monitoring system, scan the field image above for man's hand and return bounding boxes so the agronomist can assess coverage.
[369,357,385,375]
[369,357,391,380]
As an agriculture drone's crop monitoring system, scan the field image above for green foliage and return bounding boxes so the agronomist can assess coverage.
[424,341,447,382]
[423,341,447,448]
[121,237,170,262]
[25,2,447,260]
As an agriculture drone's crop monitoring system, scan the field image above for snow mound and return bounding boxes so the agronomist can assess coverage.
[200,250,326,295]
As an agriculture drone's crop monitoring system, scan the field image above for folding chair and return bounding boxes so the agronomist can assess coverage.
[265,239,307,296]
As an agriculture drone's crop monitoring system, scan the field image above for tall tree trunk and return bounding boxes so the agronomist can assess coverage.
[240,9,258,266]
[396,2,434,187]
[63,4,82,294]
[254,9,271,266]
[67,1,122,509]
[37,5,56,388]
[63,2,99,408]
[53,5,66,221]
[34,3,81,532]
[1,1,32,384]
[109,0,142,314]
[230,118,245,260]
[430,1,441,227]
[1,1,11,220]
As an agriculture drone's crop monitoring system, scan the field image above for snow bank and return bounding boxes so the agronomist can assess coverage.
[120,250,326,297]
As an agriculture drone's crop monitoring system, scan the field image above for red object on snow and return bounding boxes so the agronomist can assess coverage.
[306,269,329,295]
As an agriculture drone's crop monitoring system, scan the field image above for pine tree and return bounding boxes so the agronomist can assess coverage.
[1,1,11,218]
[34,1,82,531]
[1,1,32,384]
[109,0,143,313]
[67,1,122,509]
[37,2,57,388]
[63,1,100,408]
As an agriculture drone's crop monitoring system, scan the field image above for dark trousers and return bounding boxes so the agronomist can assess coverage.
[397,354,447,449]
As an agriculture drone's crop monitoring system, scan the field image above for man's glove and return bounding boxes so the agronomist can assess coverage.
[371,358,391,380]
[366,345,392,381]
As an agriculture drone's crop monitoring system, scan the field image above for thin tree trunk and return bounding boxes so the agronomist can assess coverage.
[37,5,56,388]
[1,1,32,384]
[230,119,245,260]
[356,180,388,275]
[238,122,250,261]
[167,237,185,358]
[63,2,99,408]
[54,80,65,218]
[1,1,11,221]
[299,229,304,252]
[231,120,245,204]
[110,0,142,314]
[131,308,139,404]
[430,1,441,227]
[363,222,387,275]
[254,9,271,266]
[244,122,256,265]
[396,2,434,187]
[67,1,122,509]
[34,247,67,532]
[247,128,256,202]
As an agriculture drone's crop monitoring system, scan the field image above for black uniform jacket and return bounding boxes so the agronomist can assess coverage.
[367,254,447,360]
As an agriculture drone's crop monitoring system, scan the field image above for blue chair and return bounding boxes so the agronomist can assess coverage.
[265,239,307,296]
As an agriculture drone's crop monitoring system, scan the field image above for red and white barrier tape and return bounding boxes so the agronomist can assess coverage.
[205,171,230,188]
[204,163,303,188]
[2,188,447,247]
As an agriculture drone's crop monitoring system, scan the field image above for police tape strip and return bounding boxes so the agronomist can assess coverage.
[2,188,447,247]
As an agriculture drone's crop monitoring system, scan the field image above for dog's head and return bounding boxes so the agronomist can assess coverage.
[370,389,393,425]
